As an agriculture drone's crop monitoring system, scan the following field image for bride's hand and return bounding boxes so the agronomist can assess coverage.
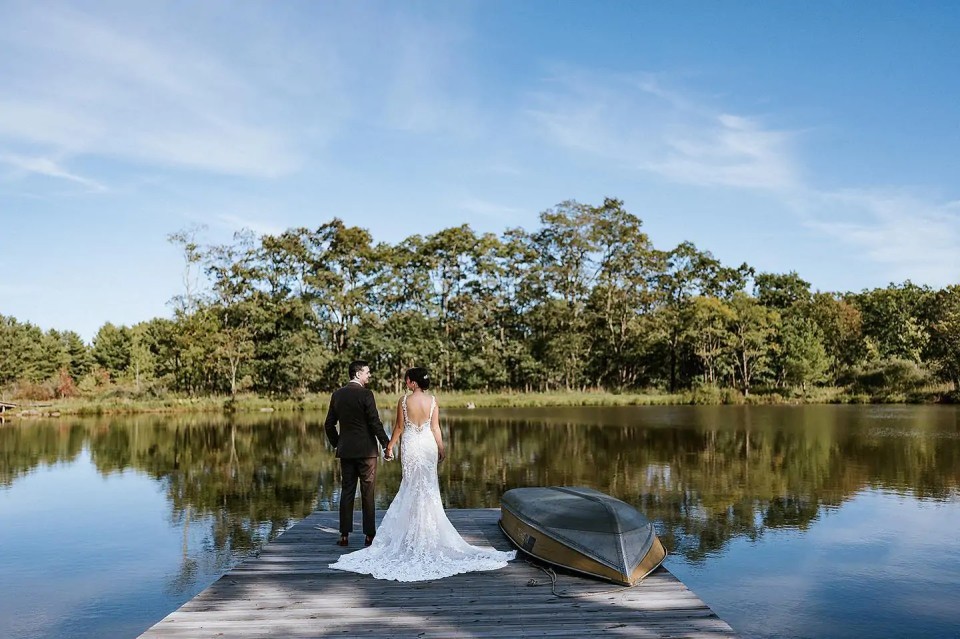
[438,448,445,463]
[385,446,394,461]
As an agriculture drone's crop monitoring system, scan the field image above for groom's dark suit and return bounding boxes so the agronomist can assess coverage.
[324,381,390,537]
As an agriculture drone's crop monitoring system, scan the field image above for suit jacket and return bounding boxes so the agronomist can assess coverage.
[324,382,390,459]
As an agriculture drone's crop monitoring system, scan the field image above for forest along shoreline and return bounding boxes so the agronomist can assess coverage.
[4,202,960,416]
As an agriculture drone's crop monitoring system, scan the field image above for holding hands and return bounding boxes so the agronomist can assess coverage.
[385,446,443,463]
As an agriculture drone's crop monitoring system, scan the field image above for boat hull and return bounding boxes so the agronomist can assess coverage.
[499,487,667,586]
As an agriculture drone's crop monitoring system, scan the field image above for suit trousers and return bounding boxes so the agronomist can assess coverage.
[339,457,378,536]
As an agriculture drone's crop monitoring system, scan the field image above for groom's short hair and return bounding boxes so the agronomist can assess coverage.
[349,360,369,380]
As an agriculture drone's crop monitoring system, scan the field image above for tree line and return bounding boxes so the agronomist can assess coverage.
[2,198,959,400]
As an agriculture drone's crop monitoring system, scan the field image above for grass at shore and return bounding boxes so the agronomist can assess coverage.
[3,384,954,418]
[6,391,682,417]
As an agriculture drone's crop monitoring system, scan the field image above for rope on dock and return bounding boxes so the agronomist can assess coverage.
[523,559,635,598]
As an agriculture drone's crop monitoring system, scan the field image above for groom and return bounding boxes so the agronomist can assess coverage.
[324,360,390,547]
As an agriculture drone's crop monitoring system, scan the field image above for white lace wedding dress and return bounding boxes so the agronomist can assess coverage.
[329,394,515,581]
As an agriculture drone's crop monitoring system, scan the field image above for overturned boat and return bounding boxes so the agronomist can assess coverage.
[499,486,667,586]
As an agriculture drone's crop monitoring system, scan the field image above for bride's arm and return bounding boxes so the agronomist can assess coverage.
[431,400,445,462]
[386,398,404,459]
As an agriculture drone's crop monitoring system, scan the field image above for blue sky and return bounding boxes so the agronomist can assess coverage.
[1,1,959,341]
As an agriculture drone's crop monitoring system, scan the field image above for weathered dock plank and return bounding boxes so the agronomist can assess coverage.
[140,509,737,638]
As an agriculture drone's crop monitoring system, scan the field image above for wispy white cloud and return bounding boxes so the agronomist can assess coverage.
[377,15,480,135]
[458,198,526,220]
[216,214,286,237]
[0,154,106,192]
[526,66,960,286]
[526,69,800,190]
[647,113,797,190]
[0,101,102,151]
[0,2,485,189]
[798,189,960,287]
[0,3,306,179]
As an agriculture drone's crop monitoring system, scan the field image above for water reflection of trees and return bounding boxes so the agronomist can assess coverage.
[1,406,958,563]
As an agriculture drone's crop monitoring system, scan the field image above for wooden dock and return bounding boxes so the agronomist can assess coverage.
[0,401,15,415]
[140,509,737,638]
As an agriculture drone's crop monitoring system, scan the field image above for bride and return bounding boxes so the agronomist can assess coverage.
[329,367,515,581]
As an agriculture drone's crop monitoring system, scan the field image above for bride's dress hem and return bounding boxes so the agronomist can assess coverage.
[329,551,515,583]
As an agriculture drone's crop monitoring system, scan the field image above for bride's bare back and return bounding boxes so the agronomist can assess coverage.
[404,392,435,425]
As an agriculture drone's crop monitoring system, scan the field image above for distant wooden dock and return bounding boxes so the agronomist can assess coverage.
[0,401,15,415]
[140,509,737,638]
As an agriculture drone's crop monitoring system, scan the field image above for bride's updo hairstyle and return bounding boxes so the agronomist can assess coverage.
[405,367,431,390]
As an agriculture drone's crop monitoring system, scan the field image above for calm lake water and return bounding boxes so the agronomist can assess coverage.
[1,405,959,638]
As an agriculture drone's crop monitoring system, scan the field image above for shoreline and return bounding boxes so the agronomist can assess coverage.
[2,387,955,418]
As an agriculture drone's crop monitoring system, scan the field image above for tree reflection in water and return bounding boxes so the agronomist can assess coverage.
[2,405,958,573]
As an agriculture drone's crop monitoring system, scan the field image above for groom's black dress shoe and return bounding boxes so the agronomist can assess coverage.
[364,535,375,547]
[337,534,349,547]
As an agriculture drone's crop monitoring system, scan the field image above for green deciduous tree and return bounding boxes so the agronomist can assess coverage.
[928,285,960,391]
[754,271,812,310]
[853,283,932,363]
[726,293,777,396]
[92,323,132,380]
[587,198,660,389]
[687,296,735,386]
[780,313,830,392]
